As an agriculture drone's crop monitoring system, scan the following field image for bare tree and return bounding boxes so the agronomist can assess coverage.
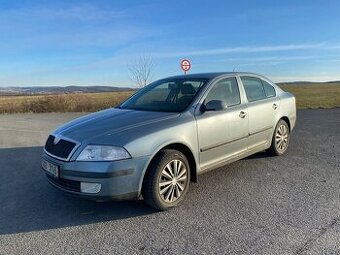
[129,55,154,88]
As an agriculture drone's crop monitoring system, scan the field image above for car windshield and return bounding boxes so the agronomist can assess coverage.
[120,78,209,112]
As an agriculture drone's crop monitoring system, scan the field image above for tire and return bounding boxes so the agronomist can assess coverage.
[142,149,190,211]
[268,119,290,156]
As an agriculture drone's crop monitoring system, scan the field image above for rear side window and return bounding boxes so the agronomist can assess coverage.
[205,77,241,107]
[262,80,276,98]
[241,77,266,102]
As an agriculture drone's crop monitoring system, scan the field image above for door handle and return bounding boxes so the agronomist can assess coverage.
[273,103,278,110]
[239,111,247,118]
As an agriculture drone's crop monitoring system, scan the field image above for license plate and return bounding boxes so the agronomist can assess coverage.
[41,159,59,178]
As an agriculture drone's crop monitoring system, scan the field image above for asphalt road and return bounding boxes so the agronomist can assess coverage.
[0,109,339,255]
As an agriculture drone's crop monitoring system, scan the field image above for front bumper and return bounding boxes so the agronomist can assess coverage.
[41,152,150,201]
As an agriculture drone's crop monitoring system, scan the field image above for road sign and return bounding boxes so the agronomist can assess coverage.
[180,59,191,74]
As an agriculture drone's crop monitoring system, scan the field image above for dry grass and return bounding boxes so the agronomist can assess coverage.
[279,84,340,109]
[0,84,339,114]
[0,91,133,114]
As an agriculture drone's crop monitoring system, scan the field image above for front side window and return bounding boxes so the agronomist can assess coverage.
[120,78,208,112]
[205,77,241,107]
[241,76,266,102]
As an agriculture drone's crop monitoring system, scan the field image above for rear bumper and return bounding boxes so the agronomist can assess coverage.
[41,152,150,201]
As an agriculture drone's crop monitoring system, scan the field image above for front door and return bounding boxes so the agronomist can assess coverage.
[195,77,249,171]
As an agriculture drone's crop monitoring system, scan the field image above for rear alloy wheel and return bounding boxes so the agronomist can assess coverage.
[269,119,290,156]
[142,149,190,210]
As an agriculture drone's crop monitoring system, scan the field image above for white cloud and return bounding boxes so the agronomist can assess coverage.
[272,74,340,83]
[0,3,126,22]
[157,43,325,58]
[234,61,285,67]
[216,56,316,63]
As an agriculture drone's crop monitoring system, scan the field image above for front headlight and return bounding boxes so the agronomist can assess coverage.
[76,145,131,161]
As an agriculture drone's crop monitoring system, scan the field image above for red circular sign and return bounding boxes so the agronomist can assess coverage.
[180,59,191,72]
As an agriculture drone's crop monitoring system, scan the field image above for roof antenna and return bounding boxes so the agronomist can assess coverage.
[233,66,237,72]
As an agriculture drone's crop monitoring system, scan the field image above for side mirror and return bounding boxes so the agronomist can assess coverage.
[204,100,227,111]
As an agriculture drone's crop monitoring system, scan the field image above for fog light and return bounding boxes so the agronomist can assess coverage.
[80,182,101,194]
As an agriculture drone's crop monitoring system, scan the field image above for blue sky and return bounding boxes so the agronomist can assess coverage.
[1,0,340,87]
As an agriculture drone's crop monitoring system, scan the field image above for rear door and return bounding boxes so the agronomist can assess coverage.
[239,76,279,149]
[195,77,249,171]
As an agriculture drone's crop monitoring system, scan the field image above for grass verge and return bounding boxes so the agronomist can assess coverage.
[0,91,133,114]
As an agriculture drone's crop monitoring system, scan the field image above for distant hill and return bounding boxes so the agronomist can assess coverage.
[277,80,340,86]
[1,81,339,96]
[0,86,135,95]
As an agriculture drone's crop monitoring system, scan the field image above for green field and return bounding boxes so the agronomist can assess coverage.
[279,84,340,109]
[0,84,339,114]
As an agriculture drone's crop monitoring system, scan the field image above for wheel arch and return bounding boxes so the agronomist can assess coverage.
[268,115,292,149]
[268,115,291,156]
[161,143,198,182]
[139,142,198,197]
[280,116,291,131]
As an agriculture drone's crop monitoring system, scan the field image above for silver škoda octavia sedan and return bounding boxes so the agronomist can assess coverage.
[42,72,296,210]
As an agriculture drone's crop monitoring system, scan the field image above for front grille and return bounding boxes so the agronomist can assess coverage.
[45,135,77,160]
[47,175,81,192]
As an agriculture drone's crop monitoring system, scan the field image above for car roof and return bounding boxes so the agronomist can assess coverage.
[165,72,268,80]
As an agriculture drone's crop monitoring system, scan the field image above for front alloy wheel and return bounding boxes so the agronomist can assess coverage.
[142,149,190,210]
[158,159,188,203]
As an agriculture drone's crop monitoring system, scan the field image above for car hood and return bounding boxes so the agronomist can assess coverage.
[53,108,179,142]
